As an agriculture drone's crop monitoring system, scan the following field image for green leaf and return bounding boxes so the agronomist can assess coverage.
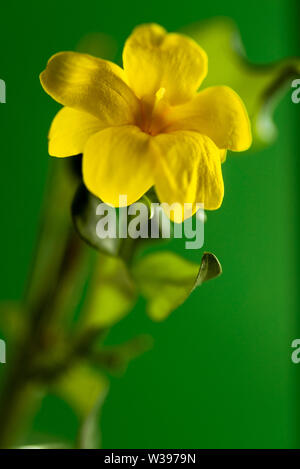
[194,252,222,288]
[132,251,222,321]
[78,384,108,450]
[91,335,153,375]
[72,185,160,259]
[183,18,300,150]
[72,183,121,256]
[54,363,109,449]
[81,253,137,328]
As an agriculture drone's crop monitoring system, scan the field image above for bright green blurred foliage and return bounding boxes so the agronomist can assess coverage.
[132,252,221,321]
[183,18,300,150]
[0,0,299,449]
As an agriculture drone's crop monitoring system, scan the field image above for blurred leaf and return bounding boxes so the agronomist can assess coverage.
[132,251,222,321]
[183,17,300,150]
[54,363,109,449]
[55,363,107,416]
[82,253,137,328]
[91,335,153,375]
[72,184,157,259]
[72,183,121,256]
[77,380,109,450]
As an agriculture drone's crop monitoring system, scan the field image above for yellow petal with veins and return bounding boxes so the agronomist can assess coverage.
[166,86,252,151]
[40,52,140,125]
[83,125,155,206]
[49,107,104,157]
[123,24,207,105]
[152,131,224,222]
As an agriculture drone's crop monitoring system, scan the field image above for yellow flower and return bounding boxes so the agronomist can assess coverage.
[40,23,252,222]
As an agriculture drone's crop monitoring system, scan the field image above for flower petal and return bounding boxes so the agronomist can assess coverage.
[123,24,207,105]
[83,125,155,206]
[220,149,227,163]
[152,131,224,222]
[167,86,252,151]
[49,107,104,157]
[40,52,140,125]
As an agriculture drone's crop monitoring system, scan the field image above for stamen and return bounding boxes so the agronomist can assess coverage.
[155,87,166,102]
[139,87,168,136]
[153,87,166,112]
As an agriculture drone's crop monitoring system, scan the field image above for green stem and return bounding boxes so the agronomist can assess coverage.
[0,160,87,448]
[0,158,144,448]
[0,229,85,448]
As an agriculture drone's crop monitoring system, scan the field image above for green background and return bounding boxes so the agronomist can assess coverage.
[0,0,299,449]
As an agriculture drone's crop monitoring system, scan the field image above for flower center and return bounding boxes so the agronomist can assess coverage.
[138,87,171,136]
